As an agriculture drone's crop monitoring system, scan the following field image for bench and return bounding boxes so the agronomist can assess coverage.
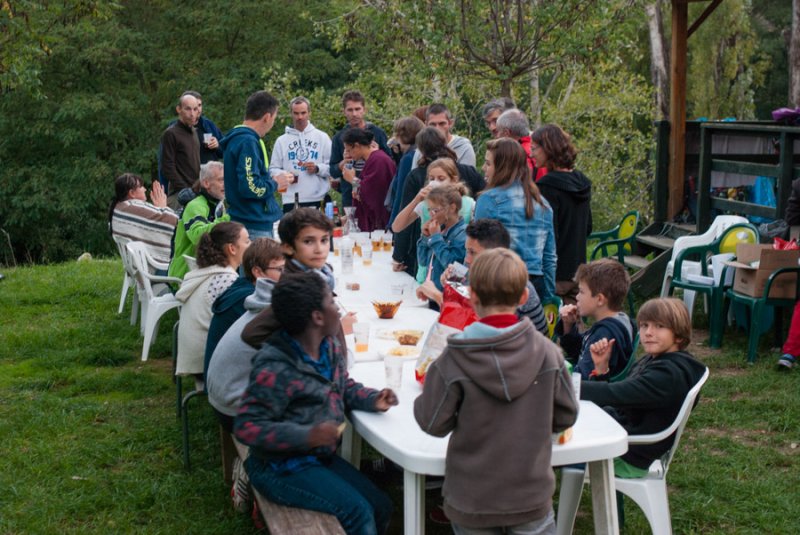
[230,435,346,535]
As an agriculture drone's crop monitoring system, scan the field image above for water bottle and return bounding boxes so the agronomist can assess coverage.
[340,238,354,274]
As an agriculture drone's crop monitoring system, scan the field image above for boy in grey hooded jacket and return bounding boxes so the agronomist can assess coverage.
[415,249,577,533]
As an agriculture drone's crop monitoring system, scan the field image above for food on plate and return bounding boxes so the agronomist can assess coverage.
[393,329,423,345]
[346,282,360,291]
[372,300,402,319]
[385,346,420,357]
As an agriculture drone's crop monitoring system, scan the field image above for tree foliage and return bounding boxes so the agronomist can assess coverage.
[0,0,788,264]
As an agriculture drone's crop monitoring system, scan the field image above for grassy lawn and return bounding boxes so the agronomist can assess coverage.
[1,259,798,534]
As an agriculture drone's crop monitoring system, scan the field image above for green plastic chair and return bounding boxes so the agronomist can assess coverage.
[610,332,639,383]
[589,210,640,263]
[667,223,759,345]
[719,266,800,363]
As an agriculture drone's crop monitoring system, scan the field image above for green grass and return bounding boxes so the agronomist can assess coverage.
[1,260,798,534]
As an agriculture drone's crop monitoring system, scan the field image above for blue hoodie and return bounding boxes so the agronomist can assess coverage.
[220,126,281,232]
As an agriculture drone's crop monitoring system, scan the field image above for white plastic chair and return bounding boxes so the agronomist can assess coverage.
[183,254,198,272]
[112,235,139,325]
[556,368,710,535]
[126,241,183,361]
[660,216,748,316]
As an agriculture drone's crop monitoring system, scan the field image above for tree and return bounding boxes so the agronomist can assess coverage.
[791,0,800,106]
[645,0,669,120]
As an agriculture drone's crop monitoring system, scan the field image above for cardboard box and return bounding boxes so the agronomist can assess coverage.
[727,244,800,299]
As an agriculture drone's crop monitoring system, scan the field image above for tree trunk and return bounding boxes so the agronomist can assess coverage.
[646,1,670,119]
[500,77,512,99]
[529,69,542,128]
[791,0,800,106]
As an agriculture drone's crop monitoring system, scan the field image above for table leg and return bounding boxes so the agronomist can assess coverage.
[587,458,619,535]
[340,422,362,467]
[403,470,425,535]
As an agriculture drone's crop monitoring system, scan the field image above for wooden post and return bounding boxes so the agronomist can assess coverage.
[697,124,713,231]
[668,1,688,220]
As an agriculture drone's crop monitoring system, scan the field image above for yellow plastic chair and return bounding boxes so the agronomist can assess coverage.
[542,296,562,340]
[589,211,640,263]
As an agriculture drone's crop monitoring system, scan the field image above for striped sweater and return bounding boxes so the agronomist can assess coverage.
[112,200,178,264]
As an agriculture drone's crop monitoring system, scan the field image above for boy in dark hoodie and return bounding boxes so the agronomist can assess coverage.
[532,124,592,305]
[414,248,578,533]
[582,297,707,476]
[556,258,636,380]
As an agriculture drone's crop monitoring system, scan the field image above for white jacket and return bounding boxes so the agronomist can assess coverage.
[174,264,237,376]
[269,122,332,205]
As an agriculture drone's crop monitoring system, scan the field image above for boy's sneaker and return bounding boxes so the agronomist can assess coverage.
[777,354,796,370]
[231,457,252,513]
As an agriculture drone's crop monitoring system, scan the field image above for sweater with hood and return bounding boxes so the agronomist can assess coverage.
[207,277,275,417]
[269,122,332,205]
[203,276,256,383]
[556,311,636,380]
[411,134,477,169]
[175,264,238,375]
[414,317,578,529]
[537,170,592,282]
[582,350,707,470]
[219,125,282,233]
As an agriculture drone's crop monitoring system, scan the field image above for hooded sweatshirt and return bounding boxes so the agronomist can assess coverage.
[207,278,275,417]
[203,276,256,382]
[414,317,578,529]
[411,134,476,169]
[556,311,636,380]
[537,170,592,282]
[219,125,281,233]
[269,122,332,204]
[582,350,707,470]
[175,264,238,375]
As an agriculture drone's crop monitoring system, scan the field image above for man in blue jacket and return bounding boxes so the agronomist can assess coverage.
[220,91,290,239]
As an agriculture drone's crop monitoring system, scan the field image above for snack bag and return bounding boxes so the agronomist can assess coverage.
[773,237,800,251]
[414,283,479,383]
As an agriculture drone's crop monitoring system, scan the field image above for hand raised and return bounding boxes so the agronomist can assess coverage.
[589,337,615,374]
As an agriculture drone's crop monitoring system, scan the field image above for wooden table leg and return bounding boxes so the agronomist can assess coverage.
[403,470,425,535]
[588,458,620,535]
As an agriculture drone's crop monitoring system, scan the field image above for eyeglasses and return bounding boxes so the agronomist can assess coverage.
[429,207,444,215]
[265,265,285,273]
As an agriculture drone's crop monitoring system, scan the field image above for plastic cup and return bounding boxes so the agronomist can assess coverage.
[384,356,403,390]
[353,322,370,353]
[333,237,343,256]
[362,241,373,266]
[203,133,212,145]
[382,232,393,252]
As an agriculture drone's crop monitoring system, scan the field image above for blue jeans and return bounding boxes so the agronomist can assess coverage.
[247,227,274,239]
[246,455,392,535]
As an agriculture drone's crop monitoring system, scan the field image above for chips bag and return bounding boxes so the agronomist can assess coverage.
[414,283,479,383]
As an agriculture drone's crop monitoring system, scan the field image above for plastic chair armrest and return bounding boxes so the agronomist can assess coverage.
[588,226,619,241]
[762,266,800,299]
[145,273,183,286]
[673,244,714,280]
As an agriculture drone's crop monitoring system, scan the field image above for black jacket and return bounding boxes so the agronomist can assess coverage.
[581,351,707,469]
[392,163,485,274]
[537,170,592,282]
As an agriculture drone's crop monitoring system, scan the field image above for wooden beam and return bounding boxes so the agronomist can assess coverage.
[668,1,688,221]
[688,0,723,38]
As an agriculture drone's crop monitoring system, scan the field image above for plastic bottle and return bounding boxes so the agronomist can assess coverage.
[340,238,354,274]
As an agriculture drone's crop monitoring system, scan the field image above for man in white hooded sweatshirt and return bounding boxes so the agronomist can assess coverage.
[269,96,332,212]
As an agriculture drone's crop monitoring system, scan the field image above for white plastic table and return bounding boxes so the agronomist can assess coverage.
[345,361,629,535]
